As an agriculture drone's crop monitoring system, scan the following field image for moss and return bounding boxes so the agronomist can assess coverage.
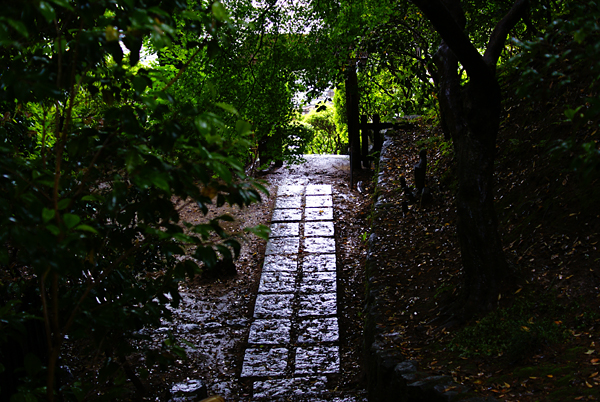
[513,366,537,378]
[555,374,575,387]
[564,346,587,360]
[448,289,572,359]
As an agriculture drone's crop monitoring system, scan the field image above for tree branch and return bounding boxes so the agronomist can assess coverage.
[483,0,530,68]
[411,0,491,83]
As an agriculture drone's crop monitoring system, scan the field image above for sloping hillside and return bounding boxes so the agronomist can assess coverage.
[368,54,600,401]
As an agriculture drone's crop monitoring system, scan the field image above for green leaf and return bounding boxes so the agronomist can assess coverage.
[46,224,60,235]
[172,232,193,243]
[24,353,43,376]
[6,19,29,38]
[211,162,231,183]
[38,1,56,22]
[244,224,270,240]
[211,1,229,21]
[74,224,98,234]
[151,174,170,191]
[63,213,81,229]
[216,102,238,116]
[42,208,55,223]
[574,29,586,44]
[81,194,103,202]
[564,106,582,121]
[118,0,135,7]
[216,214,234,222]
[125,151,144,174]
[235,119,252,136]
[0,249,8,265]
[133,76,150,94]
[48,0,74,9]
[57,198,70,210]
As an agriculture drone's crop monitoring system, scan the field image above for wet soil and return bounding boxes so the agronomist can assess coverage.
[147,155,373,401]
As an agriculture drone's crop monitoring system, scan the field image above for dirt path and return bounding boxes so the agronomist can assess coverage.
[151,155,373,401]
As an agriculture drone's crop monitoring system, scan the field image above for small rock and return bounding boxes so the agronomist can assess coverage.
[169,379,208,401]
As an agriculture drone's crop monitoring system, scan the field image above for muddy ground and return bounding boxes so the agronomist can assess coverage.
[145,155,374,401]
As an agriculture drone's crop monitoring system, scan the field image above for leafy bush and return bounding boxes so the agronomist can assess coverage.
[0,1,266,400]
[303,105,347,154]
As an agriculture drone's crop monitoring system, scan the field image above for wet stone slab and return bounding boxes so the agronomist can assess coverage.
[294,346,340,375]
[297,317,339,343]
[298,293,337,317]
[248,319,291,345]
[300,271,337,294]
[269,222,300,238]
[277,185,305,196]
[305,207,334,221]
[303,254,336,272]
[262,255,298,272]
[271,208,302,222]
[275,196,302,209]
[252,376,328,400]
[304,221,335,237]
[306,184,332,196]
[304,237,336,254]
[258,271,297,293]
[254,294,294,318]
[305,195,333,208]
[265,237,300,255]
[240,347,288,377]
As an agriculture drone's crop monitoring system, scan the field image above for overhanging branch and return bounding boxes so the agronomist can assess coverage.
[411,0,491,83]
[484,0,530,67]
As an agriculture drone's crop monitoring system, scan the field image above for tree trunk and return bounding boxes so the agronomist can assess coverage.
[435,39,509,314]
[414,0,529,316]
[456,78,509,312]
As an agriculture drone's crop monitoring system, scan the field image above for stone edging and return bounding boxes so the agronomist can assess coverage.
[364,132,498,402]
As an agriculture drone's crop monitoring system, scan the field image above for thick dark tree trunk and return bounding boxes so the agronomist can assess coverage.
[435,40,509,313]
[456,78,509,312]
[413,0,529,316]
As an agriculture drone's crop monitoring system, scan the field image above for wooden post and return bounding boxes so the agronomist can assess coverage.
[345,64,361,180]
[373,114,382,156]
[361,115,369,169]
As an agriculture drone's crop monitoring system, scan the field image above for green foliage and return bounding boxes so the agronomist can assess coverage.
[0,1,267,400]
[333,84,348,142]
[449,290,571,360]
[303,105,348,154]
[512,1,600,179]
[156,0,345,167]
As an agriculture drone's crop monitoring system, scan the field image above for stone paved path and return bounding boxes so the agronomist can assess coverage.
[240,184,345,400]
